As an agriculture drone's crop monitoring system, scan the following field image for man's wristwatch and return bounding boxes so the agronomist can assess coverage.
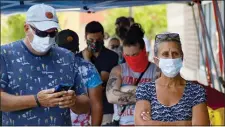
[34,94,41,107]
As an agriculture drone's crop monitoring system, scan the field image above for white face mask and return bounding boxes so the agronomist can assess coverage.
[28,28,55,53]
[159,58,183,78]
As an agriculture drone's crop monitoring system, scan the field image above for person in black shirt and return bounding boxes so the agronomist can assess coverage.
[76,21,119,125]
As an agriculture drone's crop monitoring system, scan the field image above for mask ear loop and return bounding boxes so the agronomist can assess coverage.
[25,23,35,44]
[154,57,160,61]
[153,57,162,79]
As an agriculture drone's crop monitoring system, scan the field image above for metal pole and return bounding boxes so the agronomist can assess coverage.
[212,0,225,80]
[196,1,214,88]
[129,6,133,17]
[198,2,223,91]
[196,2,214,87]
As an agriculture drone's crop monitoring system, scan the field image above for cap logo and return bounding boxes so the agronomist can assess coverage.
[45,12,53,19]
[67,36,73,42]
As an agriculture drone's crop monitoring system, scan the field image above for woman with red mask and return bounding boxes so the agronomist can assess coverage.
[106,23,158,126]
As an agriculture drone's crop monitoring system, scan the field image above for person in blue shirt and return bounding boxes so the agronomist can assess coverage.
[0,4,89,126]
[56,29,103,126]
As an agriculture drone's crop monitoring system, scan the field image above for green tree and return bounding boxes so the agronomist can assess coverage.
[102,5,167,39]
[1,14,26,45]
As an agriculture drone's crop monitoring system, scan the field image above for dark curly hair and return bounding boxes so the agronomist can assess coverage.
[85,21,104,35]
[123,23,145,49]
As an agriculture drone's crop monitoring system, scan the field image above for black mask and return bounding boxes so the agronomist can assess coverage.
[87,40,104,53]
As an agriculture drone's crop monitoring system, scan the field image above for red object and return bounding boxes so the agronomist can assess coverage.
[193,81,225,110]
[123,49,149,73]
[205,57,212,86]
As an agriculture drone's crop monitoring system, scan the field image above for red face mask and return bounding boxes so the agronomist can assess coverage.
[123,49,149,73]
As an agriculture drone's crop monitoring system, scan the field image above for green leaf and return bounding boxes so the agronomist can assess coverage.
[102,5,167,40]
[1,14,26,45]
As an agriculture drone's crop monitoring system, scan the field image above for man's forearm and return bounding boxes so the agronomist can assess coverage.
[70,94,90,114]
[91,104,103,125]
[106,68,135,105]
[0,91,37,112]
[108,89,136,105]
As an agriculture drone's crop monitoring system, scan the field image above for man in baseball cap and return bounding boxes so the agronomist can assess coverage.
[1,4,90,126]
[26,4,59,31]
[56,29,79,53]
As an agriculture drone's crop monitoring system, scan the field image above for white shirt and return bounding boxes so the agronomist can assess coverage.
[144,36,151,52]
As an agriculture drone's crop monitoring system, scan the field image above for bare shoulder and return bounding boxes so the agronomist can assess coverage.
[111,65,122,76]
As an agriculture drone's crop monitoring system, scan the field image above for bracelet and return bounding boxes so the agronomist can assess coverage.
[34,94,41,107]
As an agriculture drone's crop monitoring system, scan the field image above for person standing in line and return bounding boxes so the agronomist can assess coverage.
[106,23,158,126]
[0,4,89,126]
[56,29,103,126]
[76,21,119,125]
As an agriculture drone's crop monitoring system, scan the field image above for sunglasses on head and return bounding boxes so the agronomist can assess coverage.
[155,33,180,44]
[30,25,58,38]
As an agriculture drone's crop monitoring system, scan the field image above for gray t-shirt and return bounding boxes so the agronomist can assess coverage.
[113,62,157,125]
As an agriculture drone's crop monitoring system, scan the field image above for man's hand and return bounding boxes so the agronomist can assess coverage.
[37,88,66,107]
[59,90,76,108]
[127,89,136,94]
[82,48,92,61]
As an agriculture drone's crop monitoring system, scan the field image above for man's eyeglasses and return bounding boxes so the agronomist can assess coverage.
[30,25,58,38]
[155,33,180,44]
[111,45,120,49]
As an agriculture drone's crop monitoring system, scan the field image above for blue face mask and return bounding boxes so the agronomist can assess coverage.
[158,58,183,78]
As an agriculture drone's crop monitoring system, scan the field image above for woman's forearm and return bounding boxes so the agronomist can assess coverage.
[143,120,192,126]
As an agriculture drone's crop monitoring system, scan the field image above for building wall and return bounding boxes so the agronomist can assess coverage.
[167,3,202,81]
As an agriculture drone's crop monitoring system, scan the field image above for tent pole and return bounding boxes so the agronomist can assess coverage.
[212,0,225,80]
[197,1,223,92]
[195,0,214,88]
[129,7,133,17]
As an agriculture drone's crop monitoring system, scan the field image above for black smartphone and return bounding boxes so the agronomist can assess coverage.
[54,83,73,92]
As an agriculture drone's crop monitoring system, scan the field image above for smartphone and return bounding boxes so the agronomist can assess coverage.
[54,83,73,92]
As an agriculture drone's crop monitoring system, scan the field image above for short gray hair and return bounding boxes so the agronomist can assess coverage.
[154,32,183,57]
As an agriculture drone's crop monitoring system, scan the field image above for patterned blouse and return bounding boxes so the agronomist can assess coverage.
[136,81,206,122]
